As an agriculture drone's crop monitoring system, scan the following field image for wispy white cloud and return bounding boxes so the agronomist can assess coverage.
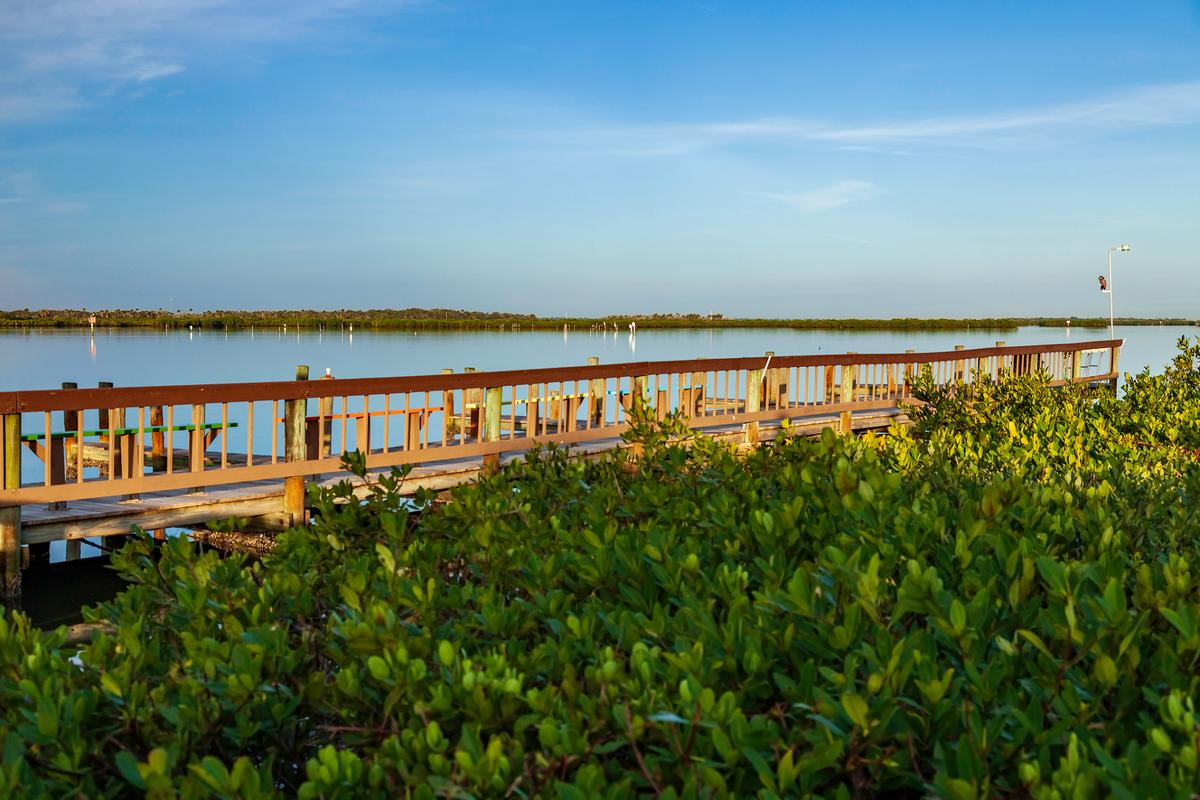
[535,82,1200,156]
[752,181,881,213]
[0,170,86,215]
[827,232,873,245]
[0,0,420,125]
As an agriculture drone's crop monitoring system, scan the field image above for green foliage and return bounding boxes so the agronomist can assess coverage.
[4,341,1200,797]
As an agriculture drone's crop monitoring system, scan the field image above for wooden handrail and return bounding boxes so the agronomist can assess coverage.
[0,339,1124,414]
[0,339,1123,510]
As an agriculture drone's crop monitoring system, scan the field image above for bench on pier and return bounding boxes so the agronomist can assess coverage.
[21,422,238,481]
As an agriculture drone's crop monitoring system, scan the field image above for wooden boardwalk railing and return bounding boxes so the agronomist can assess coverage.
[0,339,1121,598]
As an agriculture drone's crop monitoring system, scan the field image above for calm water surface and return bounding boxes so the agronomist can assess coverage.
[0,324,1194,392]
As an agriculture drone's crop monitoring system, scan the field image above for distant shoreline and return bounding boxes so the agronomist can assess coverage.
[1,309,1195,332]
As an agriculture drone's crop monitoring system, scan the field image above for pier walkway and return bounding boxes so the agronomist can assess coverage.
[0,339,1122,599]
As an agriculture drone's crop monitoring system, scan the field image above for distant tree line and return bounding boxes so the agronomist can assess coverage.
[0,308,1193,331]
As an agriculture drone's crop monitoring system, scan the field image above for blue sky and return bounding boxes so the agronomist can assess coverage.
[1,0,1198,317]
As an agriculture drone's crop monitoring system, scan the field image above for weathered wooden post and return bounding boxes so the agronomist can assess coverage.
[1069,349,1082,382]
[995,341,1007,378]
[633,375,648,414]
[464,367,480,440]
[317,371,334,457]
[61,386,79,559]
[903,349,915,392]
[953,345,965,383]
[841,358,854,404]
[745,367,762,446]
[283,365,308,526]
[587,357,605,426]
[763,351,779,410]
[1109,343,1121,393]
[440,369,455,441]
[52,381,76,503]
[1,412,22,602]
[482,386,502,473]
[150,405,165,471]
[188,402,205,493]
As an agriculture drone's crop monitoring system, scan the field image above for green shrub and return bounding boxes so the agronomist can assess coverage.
[3,341,1200,797]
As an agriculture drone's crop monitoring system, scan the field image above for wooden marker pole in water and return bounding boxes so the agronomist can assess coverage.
[283,365,309,526]
[1,412,22,602]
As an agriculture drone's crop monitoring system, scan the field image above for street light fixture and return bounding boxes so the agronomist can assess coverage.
[1105,244,1131,339]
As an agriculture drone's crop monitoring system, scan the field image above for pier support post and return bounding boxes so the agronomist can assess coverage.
[150,406,165,471]
[464,368,480,440]
[763,351,778,410]
[840,359,854,405]
[903,350,915,390]
[1109,344,1120,393]
[587,357,605,426]
[440,369,455,442]
[283,365,309,526]
[188,403,205,493]
[2,413,22,603]
[953,345,965,383]
[60,386,80,554]
[1069,349,1082,382]
[995,341,1009,376]
[745,368,762,446]
[482,387,502,473]
[840,410,853,436]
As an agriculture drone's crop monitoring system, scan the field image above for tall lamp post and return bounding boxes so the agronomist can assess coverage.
[1106,244,1130,339]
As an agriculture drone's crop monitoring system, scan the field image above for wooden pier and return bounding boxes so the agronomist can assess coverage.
[0,339,1122,599]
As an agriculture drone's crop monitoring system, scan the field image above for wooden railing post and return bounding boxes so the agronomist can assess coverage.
[464,368,480,440]
[189,403,205,493]
[482,386,502,473]
[995,341,1007,377]
[52,381,76,502]
[903,349,915,390]
[1110,344,1121,393]
[631,375,649,419]
[588,357,605,425]
[763,351,780,410]
[150,405,165,471]
[841,360,854,404]
[2,413,22,603]
[745,368,762,445]
[953,344,965,383]
[1069,349,1082,382]
[283,365,308,526]
[440,369,455,442]
[59,383,79,558]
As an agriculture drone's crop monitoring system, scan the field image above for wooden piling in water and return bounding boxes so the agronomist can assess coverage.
[2,412,22,601]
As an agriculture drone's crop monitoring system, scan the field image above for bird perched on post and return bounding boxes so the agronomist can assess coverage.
[1098,275,1109,292]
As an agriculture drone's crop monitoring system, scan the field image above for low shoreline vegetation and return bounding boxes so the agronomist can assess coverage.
[1,307,1194,332]
[3,339,1200,797]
